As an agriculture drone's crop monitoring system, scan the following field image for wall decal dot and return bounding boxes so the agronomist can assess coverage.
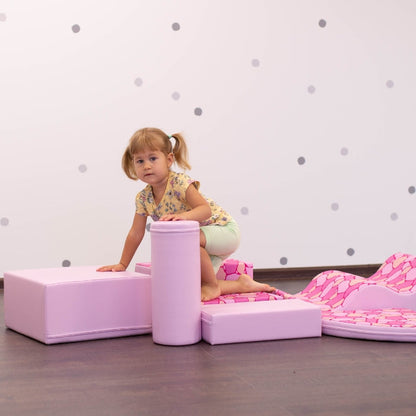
[331,202,339,211]
[409,186,415,194]
[194,107,203,116]
[280,257,288,265]
[171,91,180,101]
[172,22,181,31]
[251,59,260,67]
[240,207,249,215]
[318,19,327,28]
[297,156,306,165]
[340,147,349,156]
[62,259,71,267]
[71,24,80,33]
[347,248,355,256]
[78,164,87,173]
[134,77,143,87]
[307,85,316,94]
[390,212,399,221]
[1,217,9,226]
[386,80,394,88]
[0,13,7,22]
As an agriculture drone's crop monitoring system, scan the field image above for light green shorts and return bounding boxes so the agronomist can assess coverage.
[200,220,241,274]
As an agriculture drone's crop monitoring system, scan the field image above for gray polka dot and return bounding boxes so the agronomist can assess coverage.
[240,207,249,215]
[347,248,355,256]
[307,85,316,94]
[386,80,394,88]
[340,147,349,156]
[319,19,327,28]
[0,13,7,22]
[134,77,143,87]
[194,107,203,116]
[72,24,80,33]
[1,217,9,226]
[297,156,306,165]
[171,91,180,101]
[331,202,339,211]
[78,164,87,173]
[62,260,71,267]
[172,22,180,31]
[390,212,399,221]
[409,186,415,194]
[280,257,288,266]
[251,59,260,67]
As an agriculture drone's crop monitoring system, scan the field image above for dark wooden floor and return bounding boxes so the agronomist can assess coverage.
[1,280,416,416]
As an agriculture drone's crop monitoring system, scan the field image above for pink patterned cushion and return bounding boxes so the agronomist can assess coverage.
[294,252,416,342]
[202,289,289,305]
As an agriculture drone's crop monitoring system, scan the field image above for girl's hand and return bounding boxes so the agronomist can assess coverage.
[159,213,188,221]
[97,263,126,272]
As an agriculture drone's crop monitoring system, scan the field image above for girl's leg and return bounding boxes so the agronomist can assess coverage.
[200,245,221,301]
[199,230,276,301]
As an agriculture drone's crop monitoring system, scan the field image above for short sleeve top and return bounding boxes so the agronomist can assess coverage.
[135,171,232,226]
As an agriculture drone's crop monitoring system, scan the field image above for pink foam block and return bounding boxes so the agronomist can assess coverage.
[201,299,322,345]
[4,266,152,344]
[135,262,151,275]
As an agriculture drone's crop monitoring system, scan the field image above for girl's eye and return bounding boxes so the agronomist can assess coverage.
[150,157,157,162]
[136,159,144,165]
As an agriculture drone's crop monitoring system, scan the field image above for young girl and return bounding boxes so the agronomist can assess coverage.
[98,127,275,301]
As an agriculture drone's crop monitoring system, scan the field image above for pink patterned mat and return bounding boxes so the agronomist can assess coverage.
[202,289,289,305]
[295,253,416,342]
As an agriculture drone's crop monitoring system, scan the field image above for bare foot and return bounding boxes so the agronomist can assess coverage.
[238,274,277,293]
[201,283,221,302]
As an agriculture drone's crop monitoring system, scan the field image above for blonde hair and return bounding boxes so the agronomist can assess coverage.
[122,127,191,180]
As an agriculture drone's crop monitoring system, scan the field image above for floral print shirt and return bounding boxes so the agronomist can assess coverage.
[135,171,232,226]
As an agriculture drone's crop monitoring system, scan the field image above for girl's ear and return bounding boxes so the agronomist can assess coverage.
[167,152,174,168]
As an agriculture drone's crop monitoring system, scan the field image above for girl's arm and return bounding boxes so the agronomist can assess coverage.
[160,184,211,222]
[97,213,147,272]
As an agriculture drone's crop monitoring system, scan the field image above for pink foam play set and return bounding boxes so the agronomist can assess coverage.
[4,220,416,345]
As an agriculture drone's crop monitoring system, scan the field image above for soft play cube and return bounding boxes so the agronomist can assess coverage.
[201,299,322,345]
[4,266,152,344]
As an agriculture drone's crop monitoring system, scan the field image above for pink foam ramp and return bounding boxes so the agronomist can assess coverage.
[295,252,416,342]
[4,266,152,344]
[201,299,321,345]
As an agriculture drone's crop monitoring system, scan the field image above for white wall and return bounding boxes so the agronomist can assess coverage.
[1,0,415,274]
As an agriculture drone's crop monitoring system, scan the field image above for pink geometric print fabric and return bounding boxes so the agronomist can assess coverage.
[296,253,416,340]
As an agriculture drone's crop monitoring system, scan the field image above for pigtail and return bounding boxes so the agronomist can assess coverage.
[170,133,191,171]
[122,147,137,180]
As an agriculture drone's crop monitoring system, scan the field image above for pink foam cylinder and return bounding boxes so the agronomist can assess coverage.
[150,220,201,345]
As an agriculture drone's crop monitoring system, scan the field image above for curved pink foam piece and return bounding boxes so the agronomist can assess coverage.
[294,252,416,341]
[322,308,416,342]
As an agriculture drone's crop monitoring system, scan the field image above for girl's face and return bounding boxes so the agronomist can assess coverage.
[132,148,173,188]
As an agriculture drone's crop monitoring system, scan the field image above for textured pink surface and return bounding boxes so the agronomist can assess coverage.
[202,289,290,305]
[4,267,152,344]
[294,253,416,341]
[215,259,253,280]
